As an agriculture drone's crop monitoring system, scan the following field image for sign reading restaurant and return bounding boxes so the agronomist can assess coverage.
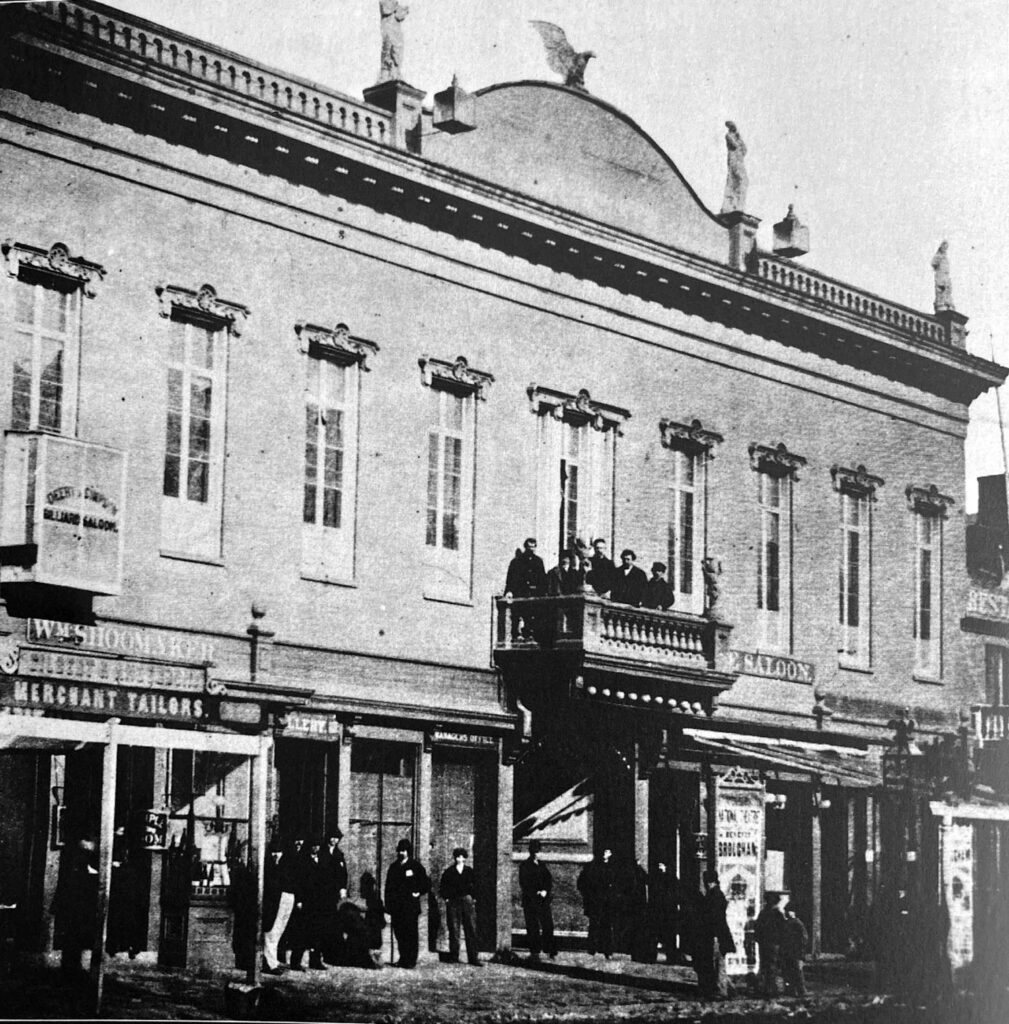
[965,587,1009,622]
[726,649,815,684]
[27,618,215,664]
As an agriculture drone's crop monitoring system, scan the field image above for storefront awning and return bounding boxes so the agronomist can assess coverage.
[684,729,882,788]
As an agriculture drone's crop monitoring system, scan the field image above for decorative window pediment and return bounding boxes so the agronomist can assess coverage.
[660,418,724,456]
[749,441,807,480]
[3,239,104,297]
[296,322,379,370]
[906,483,955,518]
[419,354,493,399]
[832,464,884,500]
[157,282,249,335]
[528,384,630,434]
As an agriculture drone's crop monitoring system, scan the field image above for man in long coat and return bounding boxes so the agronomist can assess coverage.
[695,869,736,1000]
[519,839,556,960]
[385,838,430,968]
[577,847,618,958]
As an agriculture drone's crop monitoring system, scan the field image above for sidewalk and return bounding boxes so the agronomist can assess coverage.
[0,951,999,1023]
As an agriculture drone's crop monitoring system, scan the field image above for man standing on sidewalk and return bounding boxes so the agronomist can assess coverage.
[262,835,303,975]
[385,838,430,968]
[439,847,481,966]
[519,839,556,961]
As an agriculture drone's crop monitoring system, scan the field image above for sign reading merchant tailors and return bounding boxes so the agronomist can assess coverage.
[4,678,208,720]
[0,432,127,595]
[726,650,815,684]
[715,770,765,976]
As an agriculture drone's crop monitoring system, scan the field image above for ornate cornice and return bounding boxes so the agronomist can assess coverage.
[419,355,494,400]
[906,483,955,519]
[3,239,105,297]
[528,385,630,434]
[157,282,249,335]
[831,464,884,500]
[296,322,379,370]
[660,418,724,456]
[748,441,807,480]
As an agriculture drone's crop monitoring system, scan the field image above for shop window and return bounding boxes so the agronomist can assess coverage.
[297,323,377,582]
[529,385,628,570]
[420,356,492,602]
[749,443,806,653]
[660,419,722,614]
[2,240,104,437]
[907,484,953,679]
[157,284,248,561]
[165,750,252,892]
[832,465,882,669]
[985,645,1008,705]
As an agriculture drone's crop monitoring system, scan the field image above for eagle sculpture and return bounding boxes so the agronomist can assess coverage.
[530,21,595,92]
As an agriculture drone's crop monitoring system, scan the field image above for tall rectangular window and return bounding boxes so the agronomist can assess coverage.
[426,387,466,553]
[913,510,942,676]
[10,277,78,434]
[160,307,229,561]
[838,489,872,666]
[986,645,1009,705]
[559,419,590,557]
[756,471,787,648]
[301,353,358,581]
[668,449,699,607]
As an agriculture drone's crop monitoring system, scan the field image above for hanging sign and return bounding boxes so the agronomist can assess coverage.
[943,822,974,971]
[715,773,764,976]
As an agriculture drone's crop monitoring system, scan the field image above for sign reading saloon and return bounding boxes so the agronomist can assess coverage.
[27,618,215,665]
[726,650,815,685]
[715,775,765,976]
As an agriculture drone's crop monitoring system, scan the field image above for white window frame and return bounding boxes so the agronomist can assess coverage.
[530,387,627,571]
[907,484,953,680]
[296,323,377,583]
[749,443,806,654]
[420,356,492,604]
[660,419,722,615]
[2,241,103,439]
[157,284,247,562]
[832,465,882,670]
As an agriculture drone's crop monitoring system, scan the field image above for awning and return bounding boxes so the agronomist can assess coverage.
[514,777,592,839]
[684,728,882,788]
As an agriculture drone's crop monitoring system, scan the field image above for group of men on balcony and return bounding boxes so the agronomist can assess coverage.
[504,538,676,611]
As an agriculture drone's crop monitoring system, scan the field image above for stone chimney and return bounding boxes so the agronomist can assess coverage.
[772,204,809,258]
[432,75,476,134]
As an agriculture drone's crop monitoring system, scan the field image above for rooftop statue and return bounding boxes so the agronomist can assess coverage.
[931,240,954,312]
[378,0,409,83]
[720,121,749,216]
[530,21,595,93]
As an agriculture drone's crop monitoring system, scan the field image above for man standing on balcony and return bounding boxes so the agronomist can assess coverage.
[546,550,581,595]
[505,538,547,639]
[609,549,648,606]
[587,538,615,595]
[643,562,675,610]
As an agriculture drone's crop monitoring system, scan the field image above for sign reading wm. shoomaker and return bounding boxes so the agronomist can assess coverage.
[715,769,764,976]
[27,618,215,665]
[0,433,127,595]
[726,649,815,684]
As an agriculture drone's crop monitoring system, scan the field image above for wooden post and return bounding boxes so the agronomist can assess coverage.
[495,751,514,953]
[416,741,432,956]
[633,742,650,873]
[337,728,353,841]
[147,748,169,953]
[245,733,271,985]
[91,717,120,1016]
[811,797,822,958]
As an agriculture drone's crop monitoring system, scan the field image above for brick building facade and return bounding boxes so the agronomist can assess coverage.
[0,1,1003,978]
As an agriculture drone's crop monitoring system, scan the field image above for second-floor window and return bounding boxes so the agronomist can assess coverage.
[986,645,1008,706]
[420,356,492,603]
[907,483,952,679]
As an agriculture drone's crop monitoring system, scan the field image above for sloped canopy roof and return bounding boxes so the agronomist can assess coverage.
[424,81,729,262]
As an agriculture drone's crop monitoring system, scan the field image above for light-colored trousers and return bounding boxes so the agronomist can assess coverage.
[263,892,295,969]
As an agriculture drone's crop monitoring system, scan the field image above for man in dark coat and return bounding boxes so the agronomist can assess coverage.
[577,847,618,958]
[642,562,676,611]
[290,838,332,970]
[546,550,581,596]
[609,549,648,606]
[695,869,736,1000]
[587,538,615,596]
[263,835,302,973]
[519,839,556,960]
[439,847,481,965]
[504,538,547,640]
[755,890,788,997]
[51,834,99,979]
[385,838,430,968]
[781,904,809,997]
[649,860,679,963]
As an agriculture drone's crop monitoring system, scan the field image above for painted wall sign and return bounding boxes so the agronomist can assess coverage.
[27,618,215,664]
[943,822,974,971]
[715,780,765,976]
[726,650,815,684]
[4,678,208,720]
[284,712,342,739]
[966,587,1009,623]
[433,729,497,747]
[10,647,206,693]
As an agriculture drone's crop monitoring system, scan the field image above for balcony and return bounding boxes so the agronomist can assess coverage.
[493,594,736,716]
[972,705,1009,747]
[0,431,127,595]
